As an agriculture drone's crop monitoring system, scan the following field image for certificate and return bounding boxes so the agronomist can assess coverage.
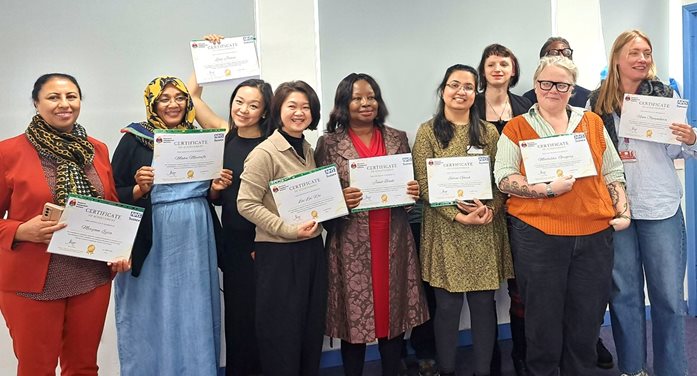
[618,94,689,145]
[270,164,349,225]
[47,195,144,262]
[426,156,493,207]
[520,133,597,184]
[190,35,260,84]
[152,129,225,184]
[348,153,415,212]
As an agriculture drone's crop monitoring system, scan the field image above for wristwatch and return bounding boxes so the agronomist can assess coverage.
[545,183,555,198]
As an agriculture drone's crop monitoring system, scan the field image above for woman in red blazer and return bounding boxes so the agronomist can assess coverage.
[0,73,129,376]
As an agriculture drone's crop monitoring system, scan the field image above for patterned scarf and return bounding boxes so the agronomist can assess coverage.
[589,79,673,150]
[121,76,196,150]
[25,114,100,206]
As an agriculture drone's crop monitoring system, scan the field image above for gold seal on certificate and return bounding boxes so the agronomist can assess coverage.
[519,133,597,184]
[426,156,493,207]
[348,153,415,212]
[190,35,260,84]
[151,129,225,184]
[618,94,689,145]
[269,165,349,225]
[47,195,144,262]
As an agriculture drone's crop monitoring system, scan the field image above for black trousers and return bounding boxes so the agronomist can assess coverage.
[341,334,405,376]
[222,230,262,376]
[407,222,437,360]
[254,237,327,376]
[508,216,613,376]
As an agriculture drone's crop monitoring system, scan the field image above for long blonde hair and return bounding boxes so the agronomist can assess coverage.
[593,29,657,115]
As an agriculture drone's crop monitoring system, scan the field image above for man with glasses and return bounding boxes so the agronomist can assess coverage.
[523,37,592,108]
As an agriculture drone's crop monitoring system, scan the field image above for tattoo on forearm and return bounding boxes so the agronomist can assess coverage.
[499,177,546,198]
[608,182,629,219]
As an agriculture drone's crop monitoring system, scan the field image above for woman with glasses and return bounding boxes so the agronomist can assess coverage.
[315,73,428,376]
[494,56,629,375]
[112,76,230,375]
[523,37,592,108]
[412,64,513,376]
[475,44,532,135]
[589,30,697,376]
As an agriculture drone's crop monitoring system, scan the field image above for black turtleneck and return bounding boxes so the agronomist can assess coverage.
[279,128,305,157]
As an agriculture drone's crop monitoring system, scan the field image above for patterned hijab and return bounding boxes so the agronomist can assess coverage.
[25,115,100,205]
[122,76,196,149]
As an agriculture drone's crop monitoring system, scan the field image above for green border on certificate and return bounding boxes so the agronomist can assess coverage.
[269,164,338,186]
[67,194,145,213]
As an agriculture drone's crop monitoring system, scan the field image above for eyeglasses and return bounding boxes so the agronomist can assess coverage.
[537,80,573,93]
[545,48,573,58]
[446,81,476,93]
[156,95,187,106]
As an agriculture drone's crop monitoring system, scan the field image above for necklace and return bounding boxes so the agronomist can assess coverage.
[486,98,510,122]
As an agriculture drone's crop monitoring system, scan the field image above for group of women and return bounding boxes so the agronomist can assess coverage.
[0,29,692,376]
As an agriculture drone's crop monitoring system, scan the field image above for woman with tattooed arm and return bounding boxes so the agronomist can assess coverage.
[493,56,629,376]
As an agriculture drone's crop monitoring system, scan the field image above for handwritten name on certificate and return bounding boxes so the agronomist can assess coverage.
[618,94,688,145]
[270,165,349,225]
[48,195,144,262]
[152,129,225,184]
[190,35,260,84]
[520,133,597,184]
[426,156,493,207]
[348,153,415,212]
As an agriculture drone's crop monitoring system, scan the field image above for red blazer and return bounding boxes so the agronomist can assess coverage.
[0,134,118,293]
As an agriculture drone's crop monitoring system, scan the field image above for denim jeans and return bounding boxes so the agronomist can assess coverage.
[508,215,614,376]
[609,208,688,376]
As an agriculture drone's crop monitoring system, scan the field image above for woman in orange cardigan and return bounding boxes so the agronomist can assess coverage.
[493,57,628,375]
[0,73,129,376]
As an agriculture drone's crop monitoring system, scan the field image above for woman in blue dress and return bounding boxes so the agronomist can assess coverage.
[112,76,231,375]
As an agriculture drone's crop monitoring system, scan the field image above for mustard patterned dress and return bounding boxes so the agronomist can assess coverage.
[412,118,513,292]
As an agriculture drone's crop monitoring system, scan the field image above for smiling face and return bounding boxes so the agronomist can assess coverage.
[231,86,264,130]
[280,91,312,137]
[534,65,573,113]
[442,70,476,114]
[484,55,515,89]
[155,84,187,128]
[34,77,81,132]
[348,79,378,127]
[617,37,652,84]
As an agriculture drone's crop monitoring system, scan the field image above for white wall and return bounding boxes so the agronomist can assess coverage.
[0,0,685,373]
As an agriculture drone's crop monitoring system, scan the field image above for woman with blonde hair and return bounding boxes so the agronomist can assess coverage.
[589,29,696,376]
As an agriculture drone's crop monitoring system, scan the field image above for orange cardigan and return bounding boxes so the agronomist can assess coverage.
[503,114,615,236]
[0,134,118,293]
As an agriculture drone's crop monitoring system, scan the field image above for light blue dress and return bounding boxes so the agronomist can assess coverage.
[115,181,221,376]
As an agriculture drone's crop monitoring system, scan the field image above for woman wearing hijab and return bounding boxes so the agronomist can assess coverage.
[112,76,230,375]
[0,73,128,375]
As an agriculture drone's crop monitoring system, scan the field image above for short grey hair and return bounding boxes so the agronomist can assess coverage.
[532,55,578,85]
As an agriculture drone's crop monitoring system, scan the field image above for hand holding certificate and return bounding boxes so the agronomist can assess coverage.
[618,94,689,145]
[348,153,415,212]
[47,195,144,262]
[426,156,493,207]
[190,35,260,84]
[269,165,349,225]
[152,129,225,184]
[519,133,597,184]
